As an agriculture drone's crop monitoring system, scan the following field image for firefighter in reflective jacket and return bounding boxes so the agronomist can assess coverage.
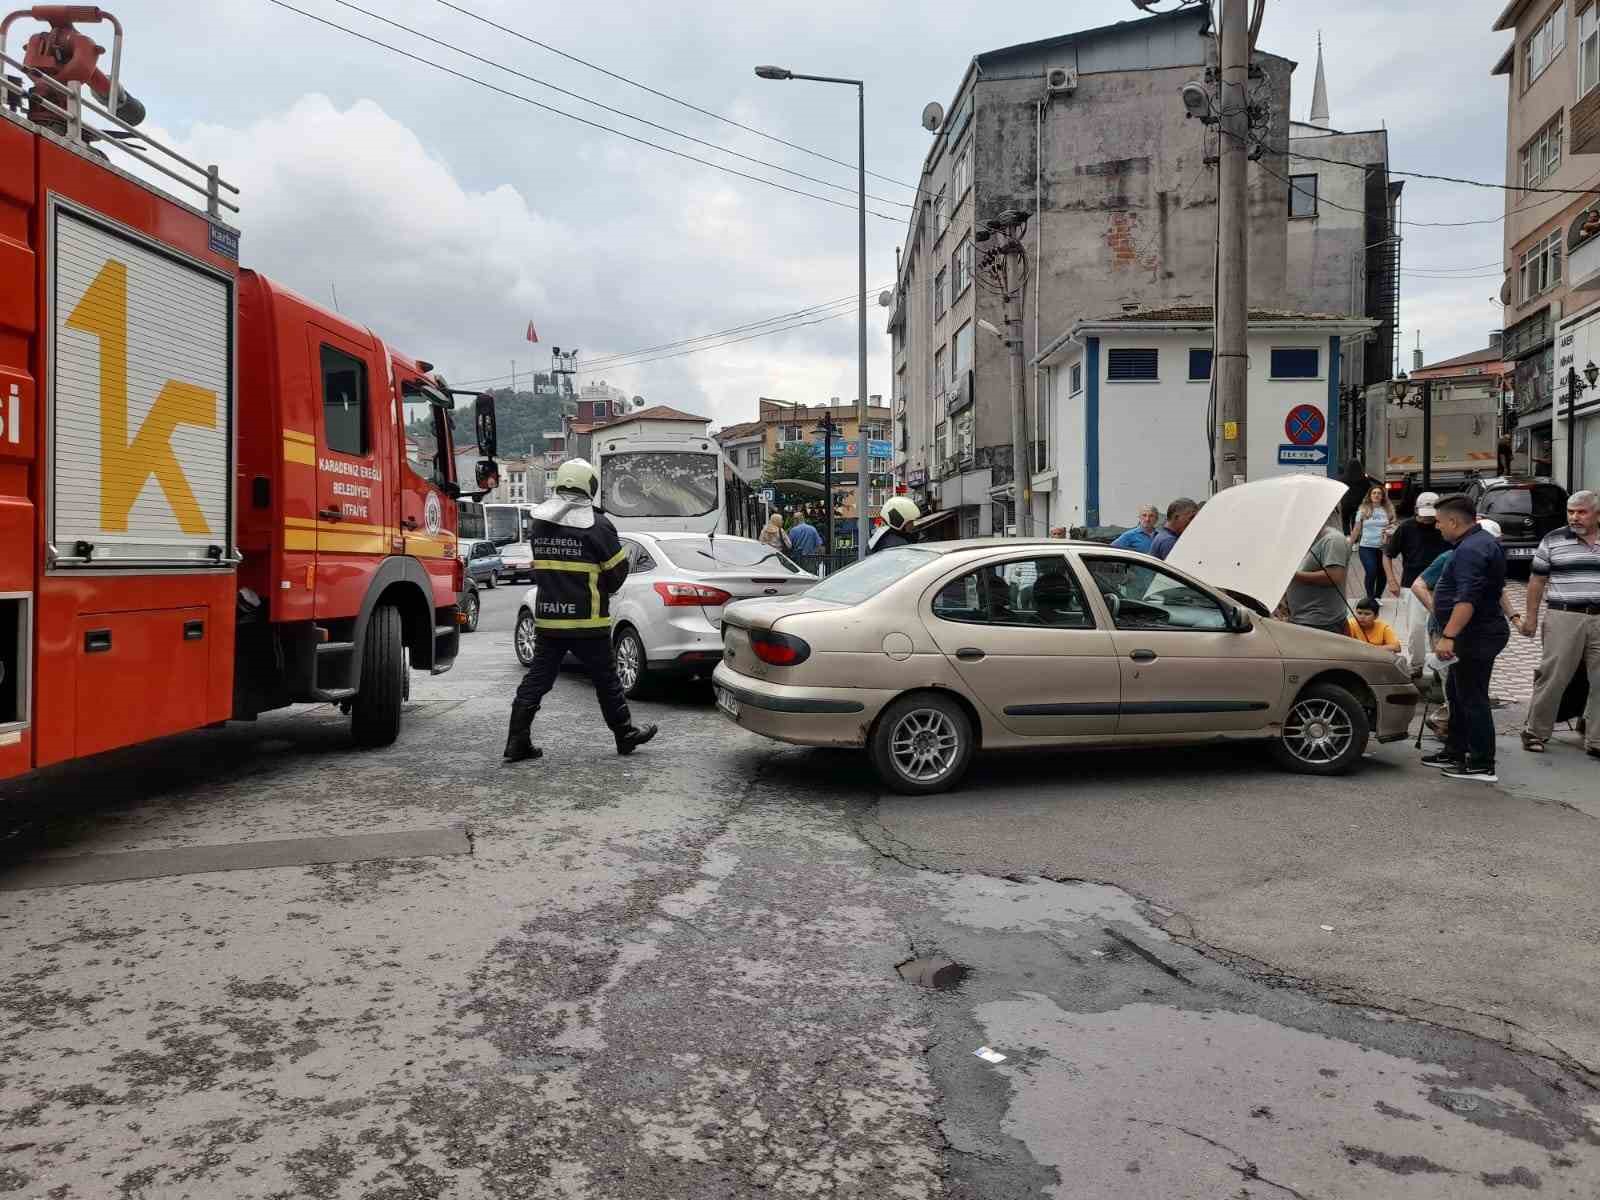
[504,459,658,763]
[867,495,921,555]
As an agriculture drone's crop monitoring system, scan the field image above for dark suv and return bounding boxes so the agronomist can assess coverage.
[1463,477,1569,570]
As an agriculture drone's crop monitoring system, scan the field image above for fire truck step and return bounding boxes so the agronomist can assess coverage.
[315,641,356,657]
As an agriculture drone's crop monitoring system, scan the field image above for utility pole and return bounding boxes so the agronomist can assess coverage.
[856,82,871,561]
[1007,290,1031,535]
[1421,377,1433,492]
[821,412,836,572]
[1213,0,1250,491]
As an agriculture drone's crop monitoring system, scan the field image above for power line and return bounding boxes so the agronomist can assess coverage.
[325,0,912,210]
[578,287,891,369]
[263,0,907,223]
[455,285,892,385]
[1284,141,1600,196]
[429,0,920,193]
[574,306,861,373]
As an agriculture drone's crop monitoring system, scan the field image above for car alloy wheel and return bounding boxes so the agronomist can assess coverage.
[615,628,646,697]
[889,706,962,784]
[462,590,480,633]
[1281,696,1353,765]
[514,610,537,667]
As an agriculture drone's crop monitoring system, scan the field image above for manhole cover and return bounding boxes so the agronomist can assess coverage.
[897,956,969,991]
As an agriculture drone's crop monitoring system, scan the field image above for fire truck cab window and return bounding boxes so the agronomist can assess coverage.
[401,389,448,487]
[320,345,369,456]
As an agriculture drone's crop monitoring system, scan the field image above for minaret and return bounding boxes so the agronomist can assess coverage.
[1309,32,1330,129]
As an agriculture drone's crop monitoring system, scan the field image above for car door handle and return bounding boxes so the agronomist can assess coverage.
[1129,649,1157,663]
[318,507,342,522]
[402,517,419,531]
[955,647,986,661]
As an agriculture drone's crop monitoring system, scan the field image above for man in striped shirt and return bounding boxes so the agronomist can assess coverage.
[1519,490,1600,757]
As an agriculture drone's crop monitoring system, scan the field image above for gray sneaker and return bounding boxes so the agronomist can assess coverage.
[1440,761,1498,783]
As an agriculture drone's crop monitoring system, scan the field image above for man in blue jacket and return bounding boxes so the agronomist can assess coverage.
[1422,494,1509,782]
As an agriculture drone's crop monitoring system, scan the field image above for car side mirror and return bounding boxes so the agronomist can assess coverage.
[1228,606,1252,633]
[475,460,499,491]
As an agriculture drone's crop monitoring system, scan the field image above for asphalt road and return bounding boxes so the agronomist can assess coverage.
[1,583,1597,1198]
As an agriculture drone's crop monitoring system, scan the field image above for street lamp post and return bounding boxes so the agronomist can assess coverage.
[756,64,870,560]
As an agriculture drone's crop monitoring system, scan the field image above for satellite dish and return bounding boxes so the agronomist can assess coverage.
[877,290,894,308]
[921,101,944,132]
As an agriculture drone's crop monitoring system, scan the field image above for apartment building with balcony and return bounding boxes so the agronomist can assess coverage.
[1492,0,1600,490]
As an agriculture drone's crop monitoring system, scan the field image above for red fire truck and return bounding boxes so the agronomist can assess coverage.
[0,6,499,782]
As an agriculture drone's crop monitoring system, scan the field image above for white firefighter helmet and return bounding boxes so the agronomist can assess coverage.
[554,458,600,498]
[881,495,920,531]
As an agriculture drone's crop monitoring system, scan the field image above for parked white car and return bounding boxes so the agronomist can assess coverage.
[513,533,816,696]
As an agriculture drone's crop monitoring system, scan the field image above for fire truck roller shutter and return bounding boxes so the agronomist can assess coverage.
[50,206,233,567]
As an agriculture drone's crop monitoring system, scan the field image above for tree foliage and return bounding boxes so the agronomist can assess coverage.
[762,442,822,485]
[448,385,568,460]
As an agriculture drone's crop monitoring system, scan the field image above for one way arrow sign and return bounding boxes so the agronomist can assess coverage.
[1277,444,1329,466]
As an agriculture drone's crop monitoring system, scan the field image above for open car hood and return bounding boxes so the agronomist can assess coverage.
[1166,475,1348,611]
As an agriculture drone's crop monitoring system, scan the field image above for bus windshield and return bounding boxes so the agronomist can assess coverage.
[601,451,719,519]
[484,504,526,545]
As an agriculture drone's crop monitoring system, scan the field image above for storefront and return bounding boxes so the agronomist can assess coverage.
[1504,305,1555,478]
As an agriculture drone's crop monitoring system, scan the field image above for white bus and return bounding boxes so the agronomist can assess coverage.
[483,502,534,546]
[595,437,727,535]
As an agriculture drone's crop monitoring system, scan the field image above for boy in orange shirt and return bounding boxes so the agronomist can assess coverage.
[1347,597,1401,653]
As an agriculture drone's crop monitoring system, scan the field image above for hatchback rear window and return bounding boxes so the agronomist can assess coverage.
[657,537,800,574]
[807,547,942,606]
[1480,489,1532,516]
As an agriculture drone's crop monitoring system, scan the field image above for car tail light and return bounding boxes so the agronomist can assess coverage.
[452,556,464,593]
[748,629,810,666]
[653,582,733,607]
[1386,481,1403,492]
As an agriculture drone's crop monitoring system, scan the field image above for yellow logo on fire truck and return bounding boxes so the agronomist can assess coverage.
[66,260,217,534]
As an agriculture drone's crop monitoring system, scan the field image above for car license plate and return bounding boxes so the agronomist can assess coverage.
[716,688,740,719]
[1507,547,1534,558]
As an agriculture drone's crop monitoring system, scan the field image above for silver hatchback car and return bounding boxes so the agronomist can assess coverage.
[514,532,815,695]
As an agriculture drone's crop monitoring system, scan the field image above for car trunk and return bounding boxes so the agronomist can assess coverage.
[694,571,815,627]
[720,595,843,674]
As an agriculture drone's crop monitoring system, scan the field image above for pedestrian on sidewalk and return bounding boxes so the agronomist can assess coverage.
[1383,490,1450,670]
[1111,504,1161,553]
[785,511,823,572]
[1347,597,1401,652]
[1283,508,1352,636]
[759,511,790,551]
[1339,459,1378,534]
[1422,496,1509,783]
[1149,498,1199,560]
[1348,485,1397,605]
[1517,490,1600,757]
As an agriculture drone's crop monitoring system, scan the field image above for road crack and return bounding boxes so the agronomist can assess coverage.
[1133,1119,1313,1198]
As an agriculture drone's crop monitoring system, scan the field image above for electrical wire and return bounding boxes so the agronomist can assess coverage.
[262,0,907,223]
[573,306,860,373]
[429,0,921,193]
[1276,140,1600,196]
[324,0,912,210]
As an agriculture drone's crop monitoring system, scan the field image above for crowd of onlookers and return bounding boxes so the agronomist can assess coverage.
[1115,481,1599,784]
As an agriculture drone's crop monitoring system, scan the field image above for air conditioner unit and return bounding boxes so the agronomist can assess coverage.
[1047,67,1078,96]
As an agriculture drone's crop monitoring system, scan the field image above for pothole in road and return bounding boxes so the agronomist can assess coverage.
[897,955,970,991]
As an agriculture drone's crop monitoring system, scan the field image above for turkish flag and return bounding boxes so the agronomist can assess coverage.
[525,321,539,343]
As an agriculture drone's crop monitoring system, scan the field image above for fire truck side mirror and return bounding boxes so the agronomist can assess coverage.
[474,393,498,458]
[475,461,499,491]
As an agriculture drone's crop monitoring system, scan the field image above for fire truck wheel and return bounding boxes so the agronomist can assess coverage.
[352,604,405,748]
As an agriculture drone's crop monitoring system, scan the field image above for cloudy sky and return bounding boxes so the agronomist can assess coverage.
[102,0,1515,431]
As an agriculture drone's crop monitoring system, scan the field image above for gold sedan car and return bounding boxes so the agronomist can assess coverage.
[712,476,1418,794]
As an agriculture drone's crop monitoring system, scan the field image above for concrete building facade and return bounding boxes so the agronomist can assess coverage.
[889,6,1294,537]
[1492,0,1600,492]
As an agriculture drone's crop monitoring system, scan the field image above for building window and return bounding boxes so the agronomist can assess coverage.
[1070,362,1083,394]
[1288,174,1318,218]
[1188,348,1214,381]
[1583,3,1599,96]
[1520,228,1564,300]
[1524,3,1566,88]
[1520,113,1563,188]
[592,401,608,420]
[935,420,949,464]
[746,447,761,468]
[953,235,973,297]
[1270,347,1320,378]
[956,410,975,463]
[319,345,369,456]
[935,185,949,239]
[952,142,973,203]
[1106,348,1158,382]
[934,346,946,396]
[934,268,947,319]
[953,320,973,382]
